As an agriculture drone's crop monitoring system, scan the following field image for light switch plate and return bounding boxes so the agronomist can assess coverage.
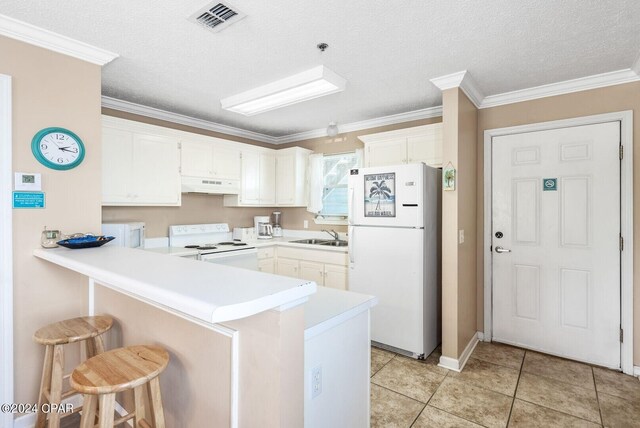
[459,229,465,244]
[303,220,309,229]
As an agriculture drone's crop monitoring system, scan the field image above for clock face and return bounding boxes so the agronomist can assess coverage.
[32,127,85,170]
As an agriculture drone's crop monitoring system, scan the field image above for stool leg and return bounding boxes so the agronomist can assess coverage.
[134,384,149,426]
[94,334,106,354]
[47,344,65,428]
[148,377,166,428]
[35,345,53,428]
[98,393,116,428]
[79,394,97,428]
[85,337,97,359]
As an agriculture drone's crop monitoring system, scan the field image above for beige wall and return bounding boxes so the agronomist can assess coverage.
[441,88,478,359]
[476,81,640,365]
[1,35,103,408]
[102,114,442,236]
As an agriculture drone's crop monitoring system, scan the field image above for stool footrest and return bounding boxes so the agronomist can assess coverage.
[113,411,134,426]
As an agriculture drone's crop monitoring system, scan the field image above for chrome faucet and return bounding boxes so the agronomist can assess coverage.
[322,229,339,240]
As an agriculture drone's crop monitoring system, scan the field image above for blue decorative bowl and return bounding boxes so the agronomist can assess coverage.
[57,235,115,249]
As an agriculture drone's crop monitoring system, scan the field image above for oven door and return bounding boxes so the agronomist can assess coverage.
[200,249,259,271]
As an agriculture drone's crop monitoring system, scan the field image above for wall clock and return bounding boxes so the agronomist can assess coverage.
[31,127,85,170]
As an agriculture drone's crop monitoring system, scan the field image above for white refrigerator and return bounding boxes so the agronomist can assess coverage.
[348,163,440,358]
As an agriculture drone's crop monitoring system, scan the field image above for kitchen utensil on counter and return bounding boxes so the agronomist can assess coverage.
[41,227,61,248]
[272,211,283,237]
[256,222,273,239]
[232,227,256,242]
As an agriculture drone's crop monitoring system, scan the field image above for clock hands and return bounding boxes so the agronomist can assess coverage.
[58,146,78,153]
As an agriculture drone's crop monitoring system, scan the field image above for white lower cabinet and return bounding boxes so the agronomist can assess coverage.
[257,247,275,274]
[276,257,299,277]
[275,246,349,290]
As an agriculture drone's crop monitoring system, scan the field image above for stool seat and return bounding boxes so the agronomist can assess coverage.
[33,315,113,346]
[71,345,169,395]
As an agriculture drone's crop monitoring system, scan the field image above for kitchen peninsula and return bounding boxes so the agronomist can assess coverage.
[33,246,375,427]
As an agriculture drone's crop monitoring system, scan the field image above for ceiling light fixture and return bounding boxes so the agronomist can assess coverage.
[221,66,346,116]
[326,122,339,137]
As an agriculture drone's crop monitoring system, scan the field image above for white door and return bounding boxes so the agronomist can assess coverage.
[492,121,620,368]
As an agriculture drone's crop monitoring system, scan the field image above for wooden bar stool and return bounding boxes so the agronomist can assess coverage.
[71,345,170,428]
[33,315,113,428]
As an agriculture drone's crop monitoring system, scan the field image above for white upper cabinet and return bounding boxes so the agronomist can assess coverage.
[276,147,311,206]
[180,138,241,180]
[224,148,276,206]
[359,123,443,168]
[102,117,181,206]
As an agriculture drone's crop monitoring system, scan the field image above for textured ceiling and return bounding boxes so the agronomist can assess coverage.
[2,1,639,137]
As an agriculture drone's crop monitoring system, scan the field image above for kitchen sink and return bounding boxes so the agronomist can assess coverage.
[290,239,331,245]
[320,240,348,247]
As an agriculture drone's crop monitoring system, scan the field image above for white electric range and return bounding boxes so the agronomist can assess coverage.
[169,223,258,271]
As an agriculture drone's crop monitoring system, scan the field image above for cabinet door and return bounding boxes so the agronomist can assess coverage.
[181,140,214,178]
[240,150,260,204]
[258,258,275,274]
[102,126,134,204]
[213,143,241,180]
[259,152,276,204]
[407,124,443,167]
[299,261,325,286]
[276,257,299,278]
[366,140,407,167]
[324,264,348,291]
[132,133,181,205]
[275,153,296,205]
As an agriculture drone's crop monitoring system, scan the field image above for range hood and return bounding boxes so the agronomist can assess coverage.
[181,176,240,195]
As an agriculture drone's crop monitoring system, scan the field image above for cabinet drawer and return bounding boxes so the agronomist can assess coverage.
[277,246,348,265]
[257,247,275,259]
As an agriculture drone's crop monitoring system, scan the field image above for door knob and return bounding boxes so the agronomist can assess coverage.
[495,246,512,253]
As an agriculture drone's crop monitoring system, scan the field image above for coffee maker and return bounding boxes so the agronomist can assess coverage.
[272,211,283,237]
[254,215,273,240]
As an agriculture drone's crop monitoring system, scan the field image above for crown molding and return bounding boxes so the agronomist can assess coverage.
[101,96,279,144]
[430,70,483,108]
[102,96,442,145]
[276,105,443,144]
[0,14,118,66]
[632,51,640,76]
[480,68,640,109]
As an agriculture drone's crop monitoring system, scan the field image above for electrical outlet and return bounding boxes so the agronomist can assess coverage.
[311,365,322,398]
[459,229,465,244]
[303,220,309,229]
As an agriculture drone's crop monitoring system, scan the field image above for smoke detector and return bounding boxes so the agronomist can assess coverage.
[189,1,247,33]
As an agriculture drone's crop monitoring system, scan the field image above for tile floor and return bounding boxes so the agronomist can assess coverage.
[371,342,640,427]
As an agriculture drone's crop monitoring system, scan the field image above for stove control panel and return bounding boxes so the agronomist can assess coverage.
[170,223,230,235]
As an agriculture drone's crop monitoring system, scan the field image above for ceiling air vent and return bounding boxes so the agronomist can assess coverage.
[189,2,246,33]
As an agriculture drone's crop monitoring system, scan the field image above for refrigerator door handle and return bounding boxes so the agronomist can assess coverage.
[348,187,354,225]
[348,225,354,264]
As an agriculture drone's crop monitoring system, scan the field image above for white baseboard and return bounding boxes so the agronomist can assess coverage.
[14,395,131,428]
[634,366,640,378]
[437,332,480,372]
[477,331,485,342]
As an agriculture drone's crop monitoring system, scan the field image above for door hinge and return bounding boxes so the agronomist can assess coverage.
[620,327,624,343]
[620,235,624,251]
[619,145,624,160]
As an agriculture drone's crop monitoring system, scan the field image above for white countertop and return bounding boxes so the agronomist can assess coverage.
[144,246,200,257]
[34,246,316,324]
[304,287,377,339]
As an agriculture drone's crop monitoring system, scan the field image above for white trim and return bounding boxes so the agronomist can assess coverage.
[276,106,443,144]
[0,74,13,428]
[0,14,118,66]
[634,366,640,378]
[437,332,479,372]
[483,111,634,375]
[102,96,443,145]
[480,69,640,109]
[631,51,640,76]
[476,331,485,342]
[430,70,483,108]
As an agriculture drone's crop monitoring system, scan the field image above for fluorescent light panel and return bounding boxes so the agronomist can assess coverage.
[221,66,346,116]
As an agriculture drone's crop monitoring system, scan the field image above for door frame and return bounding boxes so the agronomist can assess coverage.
[483,111,634,375]
[0,74,13,428]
